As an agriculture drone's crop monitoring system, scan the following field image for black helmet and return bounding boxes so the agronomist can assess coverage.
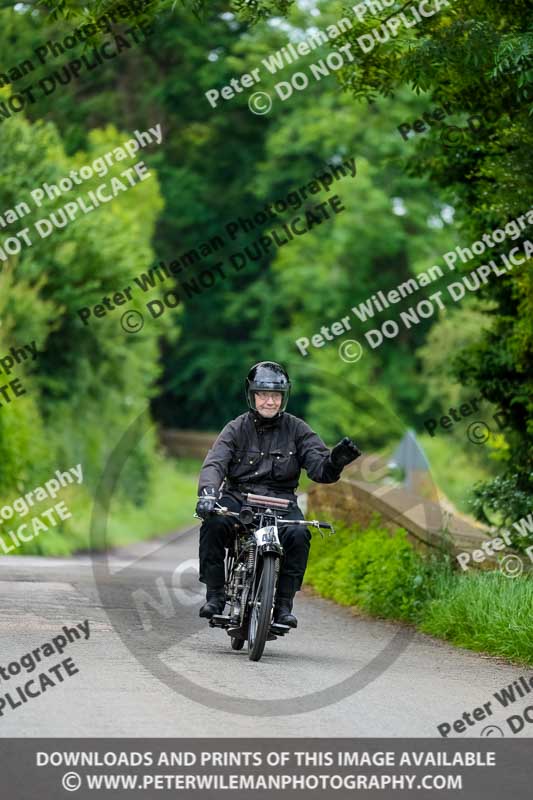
[245,361,291,418]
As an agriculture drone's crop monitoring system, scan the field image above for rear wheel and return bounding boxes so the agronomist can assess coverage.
[247,554,277,662]
[231,637,245,650]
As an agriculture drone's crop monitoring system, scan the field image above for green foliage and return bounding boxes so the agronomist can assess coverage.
[470,473,533,535]
[231,0,295,25]
[355,1,533,515]
[420,570,533,664]
[0,385,52,498]
[0,108,166,509]
[1,0,530,542]
[33,0,171,30]
[415,302,496,414]
[1,0,460,453]
[0,456,201,557]
[252,0,533,525]
[305,516,439,621]
[0,270,55,495]
[416,434,495,515]
[306,513,533,664]
[104,456,201,547]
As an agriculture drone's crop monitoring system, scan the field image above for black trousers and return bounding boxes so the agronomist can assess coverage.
[198,492,311,597]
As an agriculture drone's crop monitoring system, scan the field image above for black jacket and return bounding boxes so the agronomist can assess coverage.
[198,410,343,498]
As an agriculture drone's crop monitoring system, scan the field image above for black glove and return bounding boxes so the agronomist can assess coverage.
[196,487,217,519]
[330,436,362,469]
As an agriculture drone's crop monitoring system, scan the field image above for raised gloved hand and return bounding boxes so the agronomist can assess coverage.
[330,436,362,469]
[196,487,217,520]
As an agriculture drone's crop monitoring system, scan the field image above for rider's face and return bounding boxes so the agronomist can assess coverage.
[254,391,282,418]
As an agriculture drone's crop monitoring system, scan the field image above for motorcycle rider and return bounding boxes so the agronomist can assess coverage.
[196,361,361,628]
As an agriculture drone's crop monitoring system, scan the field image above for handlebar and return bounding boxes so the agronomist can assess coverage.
[194,503,335,535]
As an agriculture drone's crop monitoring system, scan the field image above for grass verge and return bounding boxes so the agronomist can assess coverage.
[304,514,533,665]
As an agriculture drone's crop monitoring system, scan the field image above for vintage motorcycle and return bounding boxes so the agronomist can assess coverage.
[195,492,334,662]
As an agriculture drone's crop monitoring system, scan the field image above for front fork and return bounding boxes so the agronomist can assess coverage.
[246,544,282,623]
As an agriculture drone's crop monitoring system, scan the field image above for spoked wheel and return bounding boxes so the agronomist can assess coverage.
[231,637,245,650]
[247,554,277,662]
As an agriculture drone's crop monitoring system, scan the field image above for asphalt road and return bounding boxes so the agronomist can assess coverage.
[0,524,530,738]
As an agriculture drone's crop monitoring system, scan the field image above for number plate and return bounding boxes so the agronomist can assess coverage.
[254,525,280,547]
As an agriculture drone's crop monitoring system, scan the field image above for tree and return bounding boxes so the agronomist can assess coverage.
[0,108,165,498]
[235,0,533,521]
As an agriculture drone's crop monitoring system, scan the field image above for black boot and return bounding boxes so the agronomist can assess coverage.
[199,586,226,618]
[274,574,300,628]
[274,594,298,628]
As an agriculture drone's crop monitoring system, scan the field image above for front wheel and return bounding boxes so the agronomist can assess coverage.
[247,554,277,662]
